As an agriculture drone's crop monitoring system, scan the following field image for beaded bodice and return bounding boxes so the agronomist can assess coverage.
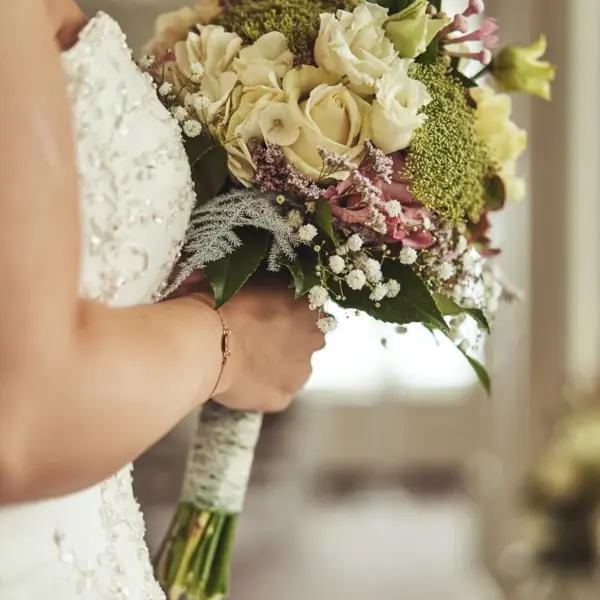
[64,13,195,305]
[0,13,194,600]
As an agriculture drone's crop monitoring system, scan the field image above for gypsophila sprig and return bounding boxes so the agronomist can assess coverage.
[317,316,338,333]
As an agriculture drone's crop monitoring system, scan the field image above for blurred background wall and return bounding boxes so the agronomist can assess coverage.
[77,0,600,598]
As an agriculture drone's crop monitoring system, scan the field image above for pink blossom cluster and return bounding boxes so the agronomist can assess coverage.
[325,153,434,250]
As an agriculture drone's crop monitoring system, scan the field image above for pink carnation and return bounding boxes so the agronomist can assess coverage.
[324,153,434,249]
[324,177,372,226]
[380,154,434,249]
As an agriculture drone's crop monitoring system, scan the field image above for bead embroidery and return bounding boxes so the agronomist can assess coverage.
[62,12,194,306]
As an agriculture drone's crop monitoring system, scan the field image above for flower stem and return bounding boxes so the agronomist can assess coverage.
[154,506,240,600]
[472,64,491,80]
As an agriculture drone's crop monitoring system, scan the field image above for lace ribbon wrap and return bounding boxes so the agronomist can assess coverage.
[181,402,263,513]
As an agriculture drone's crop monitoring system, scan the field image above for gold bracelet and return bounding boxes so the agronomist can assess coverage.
[189,294,231,398]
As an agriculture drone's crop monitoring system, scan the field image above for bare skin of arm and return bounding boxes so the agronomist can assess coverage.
[0,1,323,504]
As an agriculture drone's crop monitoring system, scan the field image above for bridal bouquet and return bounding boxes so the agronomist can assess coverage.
[142,0,554,597]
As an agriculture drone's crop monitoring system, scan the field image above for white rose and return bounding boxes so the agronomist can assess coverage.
[183,69,239,130]
[178,25,242,82]
[167,25,242,115]
[368,59,431,155]
[314,3,398,94]
[223,75,285,185]
[233,32,294,88]
[280,66,370,181]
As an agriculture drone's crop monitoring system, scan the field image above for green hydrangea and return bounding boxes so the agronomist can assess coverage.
[404,59,492,225]
[213,0,359,55]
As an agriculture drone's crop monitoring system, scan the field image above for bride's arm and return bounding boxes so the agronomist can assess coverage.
[0,3,322,504]
[0,4,226,504]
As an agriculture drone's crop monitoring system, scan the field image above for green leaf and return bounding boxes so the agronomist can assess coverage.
[451,68,479,89]
[459,346,492,396]
[338,262,447,330]
[184,135,228,205]
[204,228,271,308]
[434,294,491,334]
[484,174,507,212]
[281,255,320,298]
[376,0,413,14]
[435,330,491,395]
[415,37,439,65]
[422,323,441,345]
[315,198,338,245]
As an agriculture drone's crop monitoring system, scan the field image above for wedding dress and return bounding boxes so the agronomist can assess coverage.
[0,12,195,600]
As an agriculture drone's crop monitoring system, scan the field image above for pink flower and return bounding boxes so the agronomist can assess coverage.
[463,0,485,18]
[467,212,500,257]
[480,18,500,50]
[380,155,434,249]
[447,18,499,50]
[325,178,372,226]
[324,153,434,249]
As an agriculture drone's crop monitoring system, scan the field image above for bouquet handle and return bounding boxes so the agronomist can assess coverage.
[155,402,263,600]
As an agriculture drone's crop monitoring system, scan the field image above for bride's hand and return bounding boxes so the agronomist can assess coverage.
[176,271,326,413]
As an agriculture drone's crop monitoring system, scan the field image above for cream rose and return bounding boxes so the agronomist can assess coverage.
[279,66,370,180]
[471,85,527,201]
[173,25,242,89]
[143,0,223,57]
[224,74,287,185]
[368,59,431,154]
[233,32,294,88]
[164,25,242,123]
[314,3,398,94]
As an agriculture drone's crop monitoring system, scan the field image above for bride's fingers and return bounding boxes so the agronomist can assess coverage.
[168,270,210,299]
[183,270,206,286]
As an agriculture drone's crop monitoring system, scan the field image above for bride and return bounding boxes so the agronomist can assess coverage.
[0,1,324,598]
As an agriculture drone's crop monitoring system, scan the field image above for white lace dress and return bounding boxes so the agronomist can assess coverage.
[0,13,195,600]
